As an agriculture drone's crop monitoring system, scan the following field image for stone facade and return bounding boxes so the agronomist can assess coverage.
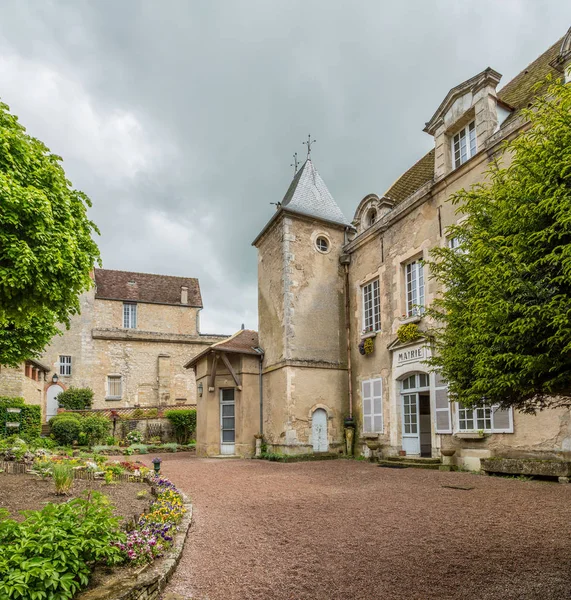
[0,269,225,422]
[217,31,571,467]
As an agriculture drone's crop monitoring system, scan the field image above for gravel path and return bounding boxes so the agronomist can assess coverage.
[159,456,571,600]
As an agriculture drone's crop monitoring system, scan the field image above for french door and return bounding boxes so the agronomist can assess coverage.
[220,389,235,455]
[402,393,420,455]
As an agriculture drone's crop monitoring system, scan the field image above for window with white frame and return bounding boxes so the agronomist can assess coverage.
[405,260,425,317]
[107,376,122,399]
[362,378,383,433]
[452,121,477,168]
[362,279,380,333]
[448,237,461,251]
[123,303,137,329]
[456,403,513,433]
[59,355,72,376]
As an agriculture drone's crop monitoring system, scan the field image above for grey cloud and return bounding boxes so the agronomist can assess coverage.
[1,0,570,332]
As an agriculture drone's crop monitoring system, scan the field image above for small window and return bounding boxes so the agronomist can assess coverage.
[123,303,137,329]
[107,376,122,399]
[367,209,377,227]
[452,121,477,168]
[405,260,425,317]
[59,355,72,376]
[315,236,329,253]
[362,279,380,333]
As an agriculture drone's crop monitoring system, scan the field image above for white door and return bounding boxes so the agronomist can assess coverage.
[46,385,61,421]
[220,389,235,455]
[402,393,420,455]
[312,408,328,452]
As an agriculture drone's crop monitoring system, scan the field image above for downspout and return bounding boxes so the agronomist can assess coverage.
[344,262,353,419]
[255,347,265,435]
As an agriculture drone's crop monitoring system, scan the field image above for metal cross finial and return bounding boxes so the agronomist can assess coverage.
[290,152,299,175]
[303,134,316,159]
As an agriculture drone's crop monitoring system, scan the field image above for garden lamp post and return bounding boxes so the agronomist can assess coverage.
[152,457,162,475]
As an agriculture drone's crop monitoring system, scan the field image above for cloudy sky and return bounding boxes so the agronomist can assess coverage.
[1,1,570,333]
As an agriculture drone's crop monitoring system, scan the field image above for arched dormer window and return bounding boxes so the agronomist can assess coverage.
[367,209,377,227]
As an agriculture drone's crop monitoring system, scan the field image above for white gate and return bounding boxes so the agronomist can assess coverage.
[312,408,328,452]
[46,385,62,421]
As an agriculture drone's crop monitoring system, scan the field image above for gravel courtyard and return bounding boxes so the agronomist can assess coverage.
[160,456,571,600]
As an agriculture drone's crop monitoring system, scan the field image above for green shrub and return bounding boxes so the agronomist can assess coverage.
[55,387,94,410]
[126,429,143,444]
[82,415,111,445]
[50,414,82,446]
[160,442,178,453]
[52,463,74,495]
[0,397,41,439]
[129,444,148,454]
[164,408,196,444]
[0,492,124,599]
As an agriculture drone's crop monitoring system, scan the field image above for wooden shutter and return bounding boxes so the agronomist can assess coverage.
[491,405,513,433]
[362,380,372,433]
[434,372,452,434]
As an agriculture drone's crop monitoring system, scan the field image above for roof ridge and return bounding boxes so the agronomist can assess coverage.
[95,267,198,282]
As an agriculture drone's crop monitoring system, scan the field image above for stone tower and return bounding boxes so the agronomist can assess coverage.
[252,159,349,454]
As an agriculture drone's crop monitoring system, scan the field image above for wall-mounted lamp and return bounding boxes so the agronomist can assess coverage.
[52,373,59,384]
[197,382,203,397]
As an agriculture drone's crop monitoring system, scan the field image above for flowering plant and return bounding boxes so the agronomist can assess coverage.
[126,430,143,444]
[114,475,186,566]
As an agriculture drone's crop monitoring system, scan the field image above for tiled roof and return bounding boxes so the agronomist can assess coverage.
[497,40,560,110]
[94,269,202,307]
[282,159,348,225]
[184,329,260,368]
[382,37,562,204]
[384,149,435,204]
[213,329,260,355]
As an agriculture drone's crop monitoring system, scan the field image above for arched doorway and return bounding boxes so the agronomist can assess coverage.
[400,373,431,456]
[46,385,62,421]
[312,408,328,452]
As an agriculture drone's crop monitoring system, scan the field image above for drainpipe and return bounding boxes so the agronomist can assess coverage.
[343,261,353,419]
[254,347,265,434]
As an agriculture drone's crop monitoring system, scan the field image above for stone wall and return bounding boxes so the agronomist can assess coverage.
[37,289,225,414]
[345,112,571,466]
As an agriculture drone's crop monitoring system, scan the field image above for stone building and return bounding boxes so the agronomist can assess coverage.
[0,268,225,422]
[186,329,263,457]
[194,29,571,466]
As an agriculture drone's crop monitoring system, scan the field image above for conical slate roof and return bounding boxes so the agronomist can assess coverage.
[281,159,348,225]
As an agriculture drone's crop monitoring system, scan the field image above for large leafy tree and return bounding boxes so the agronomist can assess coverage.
[427,77,571,413]
[0,101,100,366]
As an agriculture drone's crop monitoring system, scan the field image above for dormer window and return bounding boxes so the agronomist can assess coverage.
[452,121,476,168]
[367,209,377,227]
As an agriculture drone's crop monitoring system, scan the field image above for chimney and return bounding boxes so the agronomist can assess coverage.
[181,286,189,305]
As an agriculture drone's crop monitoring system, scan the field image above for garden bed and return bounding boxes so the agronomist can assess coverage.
[0,474,149,523]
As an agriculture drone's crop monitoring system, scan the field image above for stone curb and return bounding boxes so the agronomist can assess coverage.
[77,493,193,600]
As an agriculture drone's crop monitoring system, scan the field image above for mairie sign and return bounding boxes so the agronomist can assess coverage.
[397,346,424,365]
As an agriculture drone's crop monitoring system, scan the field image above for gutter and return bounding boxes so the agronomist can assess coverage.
[253,347,265,435]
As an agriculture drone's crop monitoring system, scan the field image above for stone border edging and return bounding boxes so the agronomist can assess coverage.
[76,492,193,600]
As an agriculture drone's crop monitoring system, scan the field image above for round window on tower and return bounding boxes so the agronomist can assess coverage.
[315,236,330,253]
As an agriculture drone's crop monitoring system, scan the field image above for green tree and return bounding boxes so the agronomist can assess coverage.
[0,101,100,366]
[427,77,571,414]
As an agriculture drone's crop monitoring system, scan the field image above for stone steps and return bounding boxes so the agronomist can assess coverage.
[378,460,441,470]
[385,456,441,465]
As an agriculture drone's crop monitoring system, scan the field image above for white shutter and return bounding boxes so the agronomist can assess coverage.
[491,405,513,433]
[362,380,372,433]
[362,378,383,433]
[434,372,452,434]
[372,378,383,433]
